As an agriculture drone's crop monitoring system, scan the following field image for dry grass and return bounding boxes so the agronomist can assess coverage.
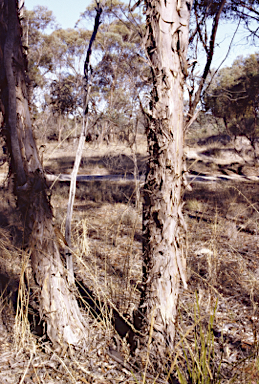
[1,136,259,382]
[43,134,148,177]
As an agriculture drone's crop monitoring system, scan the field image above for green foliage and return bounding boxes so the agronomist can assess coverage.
[176,296,222,384]
[22,1,149,143]
[22,6,57,88]
[50,28,91,74]
[192,0,259,34]
[187,111,226,142]
[22,6,90,101]
[79,0,150,141]
[204,53,259,138]
[50,76,78,116]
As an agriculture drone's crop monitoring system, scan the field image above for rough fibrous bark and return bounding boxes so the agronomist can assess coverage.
[136,0,193,357]
[0,0,86,346]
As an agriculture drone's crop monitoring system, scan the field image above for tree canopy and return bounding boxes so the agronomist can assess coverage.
[204,53,259,138]
[22,1,149,142]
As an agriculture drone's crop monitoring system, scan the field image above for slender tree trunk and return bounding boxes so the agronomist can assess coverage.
[58,113,63,142]
[131,118,140,211]
[0,0,86,347]
[65,4,102,285]
[65,116,89,285]
[136,0,193,357]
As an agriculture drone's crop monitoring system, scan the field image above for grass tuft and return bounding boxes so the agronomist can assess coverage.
[176,294,221,384]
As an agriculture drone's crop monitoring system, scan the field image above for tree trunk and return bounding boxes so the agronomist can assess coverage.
[65,3,102,286]
[0,0,86,347]
[58,113,63,142]
[136,0,193,357]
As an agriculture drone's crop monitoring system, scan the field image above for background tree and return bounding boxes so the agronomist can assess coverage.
[21,1,150,146]
[50,75,79,141]
[22,6,57,90]
[79,0,150,143]
[186,0,227,120]
[204,53,259,139]
[186,0,259,123]
[22,9,91,141]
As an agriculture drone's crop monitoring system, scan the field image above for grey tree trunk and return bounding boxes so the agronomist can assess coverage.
[136,0,193,356]
[0,0,86,347]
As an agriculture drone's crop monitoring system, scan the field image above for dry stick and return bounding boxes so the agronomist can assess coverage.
[127,115,141,213]
[65,3,102,285]
[19,344,35,384]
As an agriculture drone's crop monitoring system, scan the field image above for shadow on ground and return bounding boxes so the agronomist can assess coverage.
[45,153,148,176]
[52,178,141,206]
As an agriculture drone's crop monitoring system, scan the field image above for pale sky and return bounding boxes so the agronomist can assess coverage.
[25,0,92,29]
[24,0,258,69]
[212,21,259,68]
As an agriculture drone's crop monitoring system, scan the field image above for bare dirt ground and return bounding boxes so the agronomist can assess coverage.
[0,135,259,383]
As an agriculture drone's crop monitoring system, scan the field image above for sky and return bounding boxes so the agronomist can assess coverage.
[212,21,258,68]
[24,0,259,69]
[25,0,92,29]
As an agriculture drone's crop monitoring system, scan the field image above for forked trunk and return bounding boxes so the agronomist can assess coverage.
[0,0,86,347]
[136,0,193,356]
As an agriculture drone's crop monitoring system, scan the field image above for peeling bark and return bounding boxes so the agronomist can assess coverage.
[0,0,86,346]
[136,0,193,357]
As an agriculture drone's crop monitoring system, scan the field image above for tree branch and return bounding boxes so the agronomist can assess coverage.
[84,2,102,96]
[188,0,227,119]
[201,17,241,103]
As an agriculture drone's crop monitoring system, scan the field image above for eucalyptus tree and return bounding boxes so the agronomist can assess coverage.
[1,0,257,362]
[186,0,259,121]
[22,6,57,90]
[136,0,259,364]
[204,53,259,138]
[50,75,79,141]
[225,0,259,41]
[46,28,91,139]
[134,0,232,361]
[22,8,91,139]
[51,28,91,75]
[0,0,87,346]
[80,0,150,143]
[133,0,193,359]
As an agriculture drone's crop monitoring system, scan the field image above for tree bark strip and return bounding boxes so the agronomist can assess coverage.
[0,0,86,347]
